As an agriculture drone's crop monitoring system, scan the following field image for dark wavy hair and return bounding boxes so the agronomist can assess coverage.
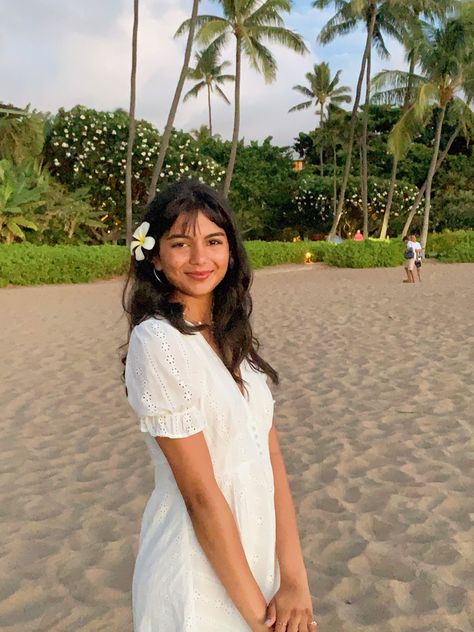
[122,178,278,387]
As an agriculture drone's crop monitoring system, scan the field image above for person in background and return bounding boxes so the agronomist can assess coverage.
[403,236,415,283]
[353,229,364,241]
[410,234,423,281]
[403,235,422,283]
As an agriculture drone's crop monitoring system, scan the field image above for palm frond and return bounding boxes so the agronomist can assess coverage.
[243,35,278,82]
[371,87,408,106]
[215,73,235,84]
[412,81,439,120]
[196,17,230,46]
[187,66,203,81]
[318,15,358,45]
[331,93,352,104]
[447,96,474,139]
[200,34,230,62]
[183,82,207,102]
[175,14,224,38]
[388,106,423,159]
[372,28,390,60]
[388,81,440,159]
[219,0,236,20]
[292,84,314,98]
[246,0,288,27]
[248,25,308,55]
[371,69,424,93]
[214,85,232,104]
[215,60,232,73]
[288,100,314,113]
[327,69,342,93]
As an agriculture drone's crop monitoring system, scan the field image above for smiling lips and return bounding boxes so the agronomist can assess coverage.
[186,271,213,281]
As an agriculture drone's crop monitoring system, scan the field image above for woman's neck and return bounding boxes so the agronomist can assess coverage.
[178,293,213,325]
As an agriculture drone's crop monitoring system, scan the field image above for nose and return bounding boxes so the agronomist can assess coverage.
[189,242,207,266]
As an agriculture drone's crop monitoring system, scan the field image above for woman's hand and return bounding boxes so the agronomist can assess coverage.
[263,579,317,631]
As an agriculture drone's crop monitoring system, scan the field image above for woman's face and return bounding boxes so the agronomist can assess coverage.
[153,211,230,299]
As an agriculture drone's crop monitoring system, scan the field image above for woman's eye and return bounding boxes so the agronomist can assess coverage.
[209,239,223,246]
[171,242,187,248]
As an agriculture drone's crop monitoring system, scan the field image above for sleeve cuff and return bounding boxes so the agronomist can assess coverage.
[138,406,207,438]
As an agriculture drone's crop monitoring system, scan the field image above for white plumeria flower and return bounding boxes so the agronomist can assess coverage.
[131,222,155,260]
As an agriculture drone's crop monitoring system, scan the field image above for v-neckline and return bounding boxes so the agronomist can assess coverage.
[187,321,249,403]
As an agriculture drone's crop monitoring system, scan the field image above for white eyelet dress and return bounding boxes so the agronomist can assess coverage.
[125,317,280,631]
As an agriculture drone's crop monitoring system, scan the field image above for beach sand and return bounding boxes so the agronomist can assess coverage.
[0,262,473,631]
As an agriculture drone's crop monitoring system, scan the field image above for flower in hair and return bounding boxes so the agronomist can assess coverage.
[130,221,155,261]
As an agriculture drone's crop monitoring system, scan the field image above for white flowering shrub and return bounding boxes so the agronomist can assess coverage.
[44,106,225,230]
[290,174,419,236]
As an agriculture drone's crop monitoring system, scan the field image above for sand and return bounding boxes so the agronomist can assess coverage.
[0,261,473,631]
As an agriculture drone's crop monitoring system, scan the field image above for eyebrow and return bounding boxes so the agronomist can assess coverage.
[166,231,226,240]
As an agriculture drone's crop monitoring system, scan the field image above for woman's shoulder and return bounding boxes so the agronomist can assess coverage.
[131,316,184,346]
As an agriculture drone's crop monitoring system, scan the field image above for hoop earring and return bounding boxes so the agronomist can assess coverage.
[153,268,165,285]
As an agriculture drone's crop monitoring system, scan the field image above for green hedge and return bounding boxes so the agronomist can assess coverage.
[321,238,404,268]
[245,240,332,268]
[1,233,472,286]
[0,243,129,287]
[426,230,474,262]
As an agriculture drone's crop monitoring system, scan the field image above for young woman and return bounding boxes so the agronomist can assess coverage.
[123,179,317,631]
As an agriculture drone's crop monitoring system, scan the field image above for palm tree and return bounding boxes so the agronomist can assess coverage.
[289,62,351,176]
[401,103,472,237]
[314,0,405,239]
[125,0,139,247]
[190,124,215,142]
[184,48,234,137]
[374,0,459,239]
[177,0,308,196]
[147,0,200,204]
[374,12,473,248]
[324,106,351,215]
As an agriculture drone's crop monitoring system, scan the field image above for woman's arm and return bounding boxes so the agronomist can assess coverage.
[268,423,309,586]
[156,432,270,632]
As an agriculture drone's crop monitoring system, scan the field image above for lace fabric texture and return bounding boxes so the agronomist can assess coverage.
[125,318,280,631]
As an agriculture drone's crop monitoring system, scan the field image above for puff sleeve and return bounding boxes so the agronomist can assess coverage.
[125,318,207,438]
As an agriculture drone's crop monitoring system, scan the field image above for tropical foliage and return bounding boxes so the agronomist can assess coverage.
[178,0,308,194]
[2,0,473,257]
[43,106,225,231]
[184,48,234,136]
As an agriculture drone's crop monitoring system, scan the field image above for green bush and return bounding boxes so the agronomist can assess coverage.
[0,243,129,286]
[244,240,333,268]
[321,239,405,268]
[44,106,225,227]
[290,173,419,238]
[0,109,45,165]
[426,230,474,262]
[2,234,472,287]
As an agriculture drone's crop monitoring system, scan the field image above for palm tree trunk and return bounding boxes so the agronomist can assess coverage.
[359,140,365,233]
[125,0,139,247]
[420,104,446,249]
[379,54,416,239]
[320,102,324,177]
[361,46,371,239]
[147,0,199,203]
[379,155,398,239]
[332,142,337,217]
[327,3,377,240]
[207,83,213,136]
[223,37,241,197]
[402,123,460,238]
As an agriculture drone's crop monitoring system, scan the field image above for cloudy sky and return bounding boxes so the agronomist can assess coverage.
[1,0,408,146]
